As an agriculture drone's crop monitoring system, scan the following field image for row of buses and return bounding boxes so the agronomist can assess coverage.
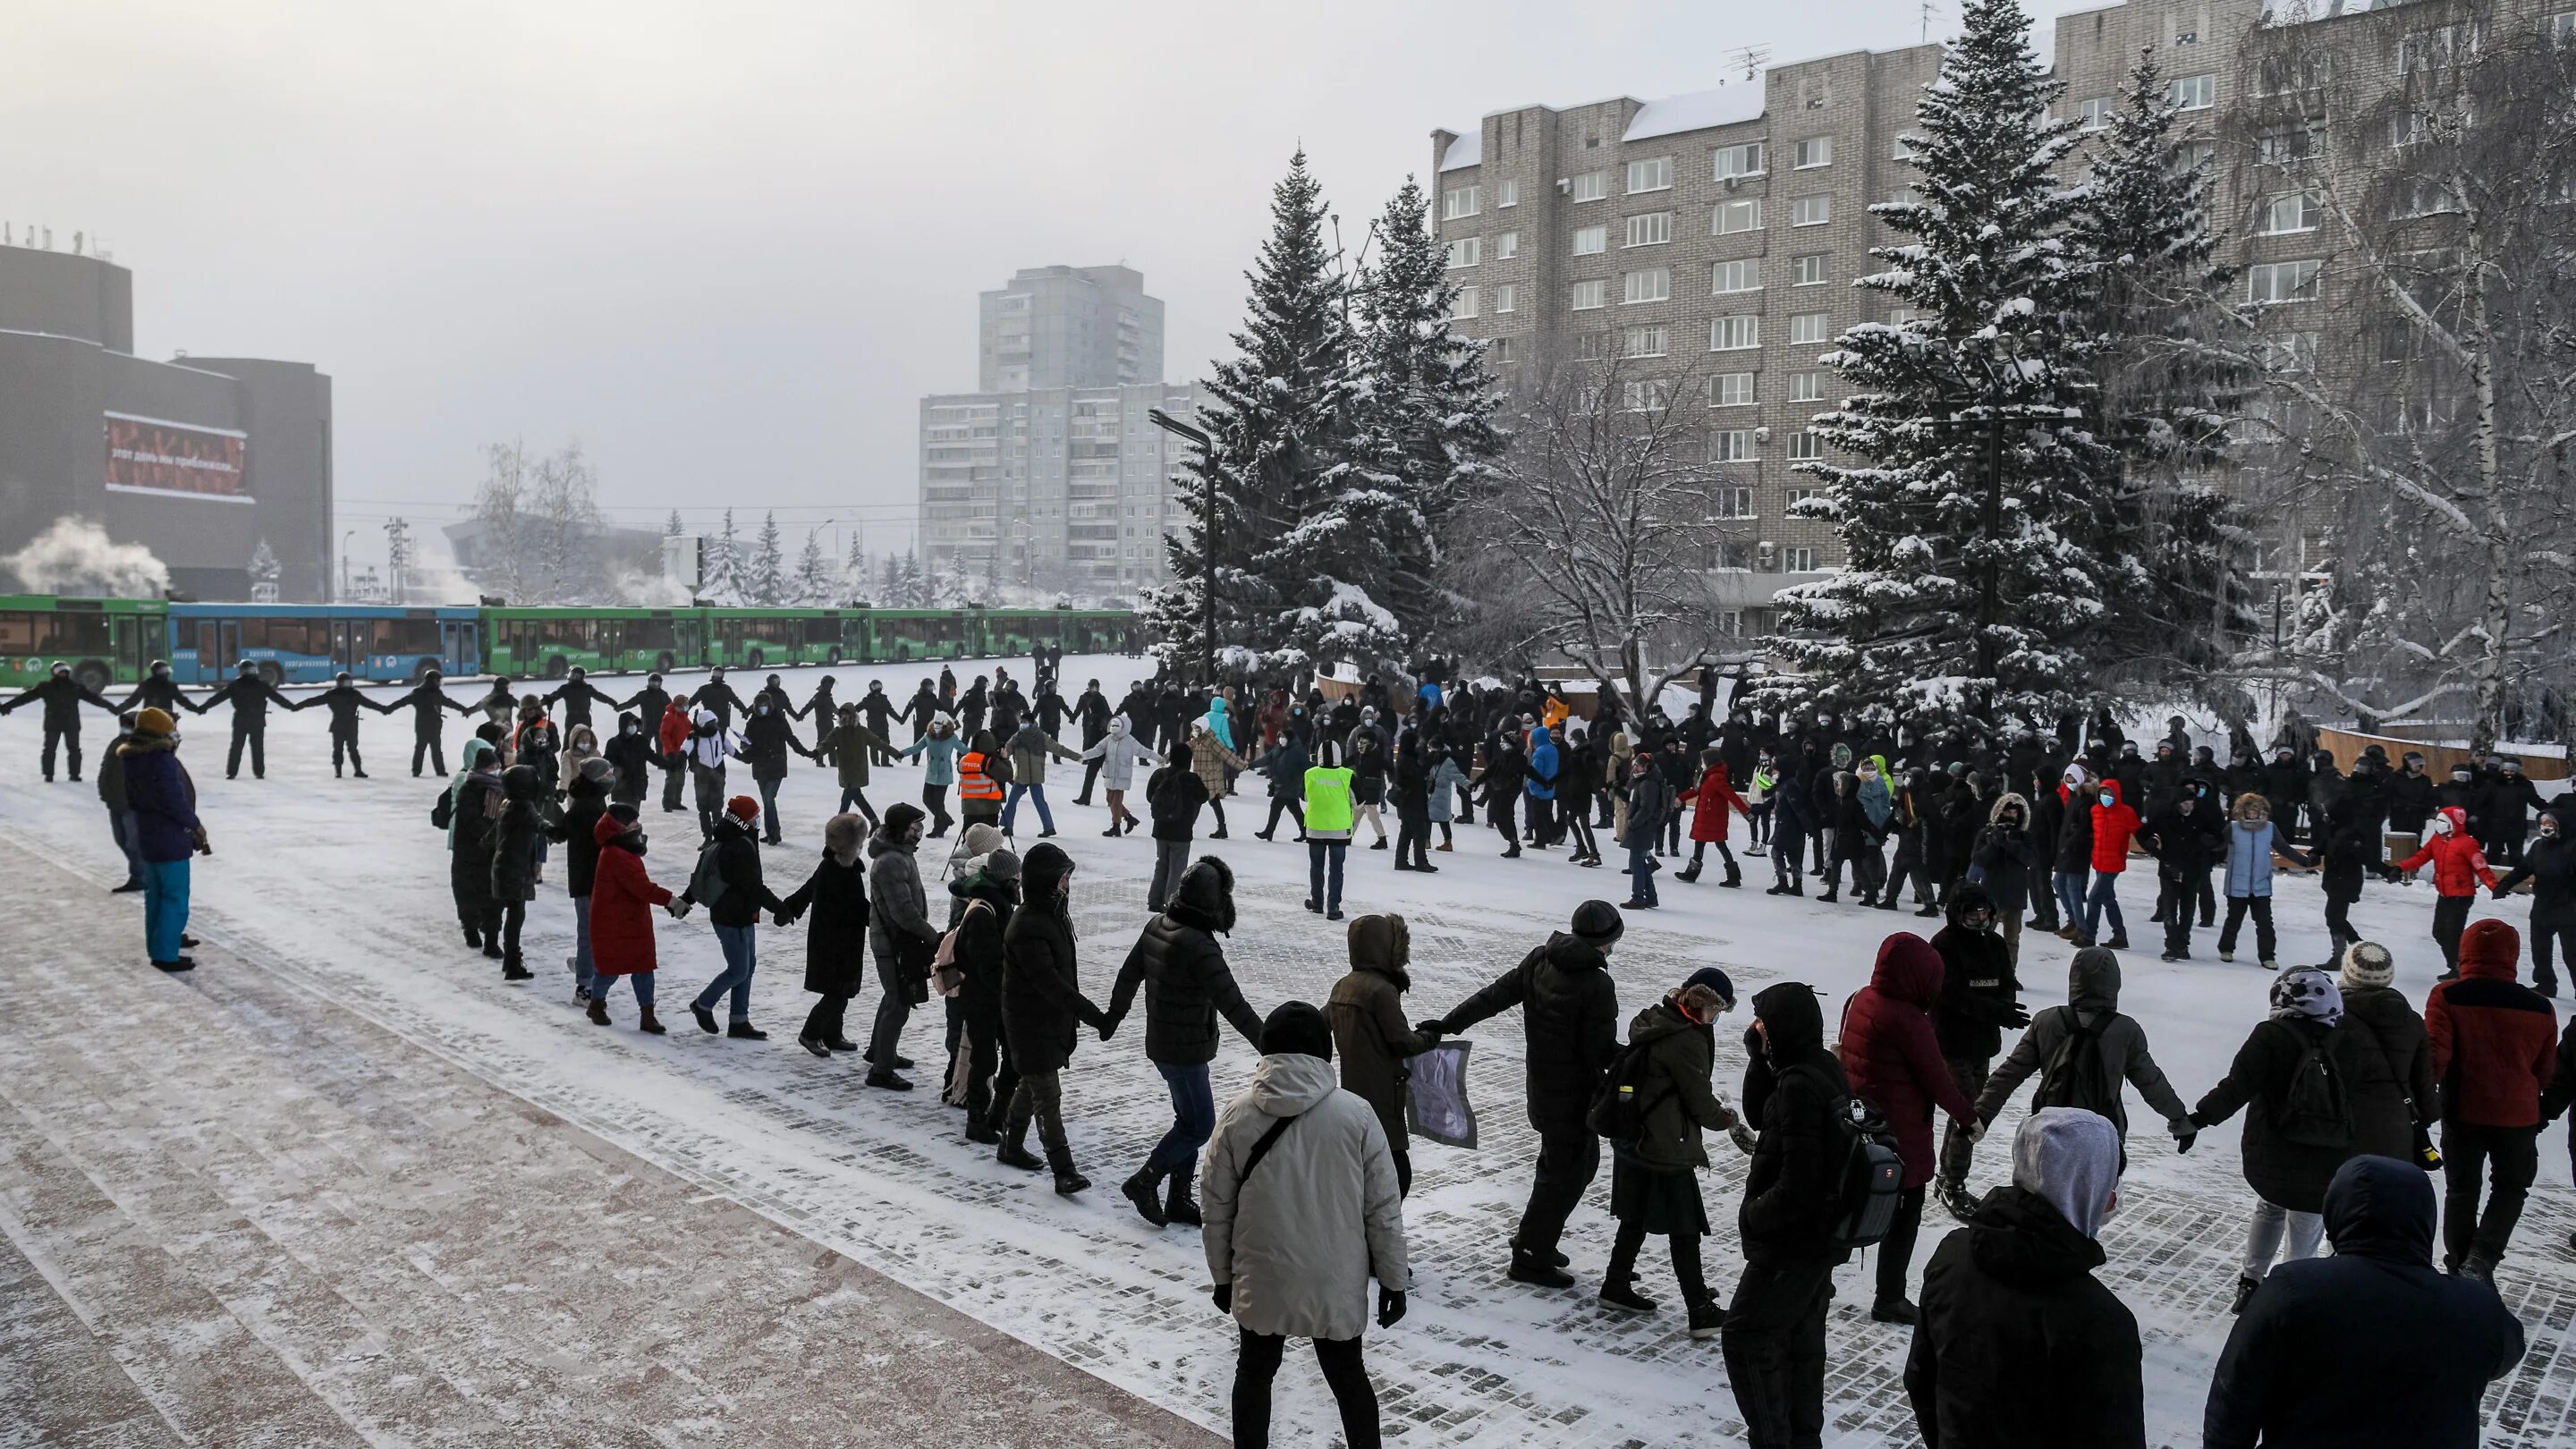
[0,597,1143,691]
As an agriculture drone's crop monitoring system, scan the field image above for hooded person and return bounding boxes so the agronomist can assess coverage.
[1106,856,1265,1228]
[778,812,876,1059]
[118,707,208,970]
[585,803,682,1031]
[2425,918,2558,1280]
[602,710,655,805]
[946,842,1022,1139]
[1078,713,1162,836]
[443,737,506,954]
[861,801,940,1088]
[996,841,1111,1196]
[1602,969,1744,1338]
[1203,1000,1406,1449]
[2210,792,2311,969]
[2204,1156,2526,1449]
[2495,808,2576,996]
[485,763,550,980]
[1965,792,2040,949]
[560,755,616,996]
[1904,1108,2146,1449]
[2080,778,2140,950]
[1420,901,1626,1290]
[1976,947,2193,1152]
[2396,805,2501,977]
[1928,886,2028,1220]
[560,721,603,794]
[900,716,965,837]
[1838,932,1985,1322]
[1724,981,1852,1449]
[1327,914,1438,1197]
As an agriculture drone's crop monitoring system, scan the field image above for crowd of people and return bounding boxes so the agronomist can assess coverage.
[13,651,2572,1448]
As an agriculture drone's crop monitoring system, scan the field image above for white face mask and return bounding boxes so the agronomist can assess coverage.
[2434,817,2454,835]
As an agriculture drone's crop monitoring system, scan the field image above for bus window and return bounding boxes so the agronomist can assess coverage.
[631,617,675,649]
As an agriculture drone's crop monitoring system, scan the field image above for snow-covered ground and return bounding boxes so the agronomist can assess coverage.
[6,654,2574,1447]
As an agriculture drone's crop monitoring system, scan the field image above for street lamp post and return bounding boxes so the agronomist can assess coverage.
[1148,408,1217,689]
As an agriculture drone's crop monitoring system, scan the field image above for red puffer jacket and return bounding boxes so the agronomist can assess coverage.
[2396,807,2501,899]
[2089,779,2140,874]
[2428,918,2557,1127]
[657,700,691,758]
[1839,932,1980,1186]
[1689,764,1750,844]
[589,812,673,978]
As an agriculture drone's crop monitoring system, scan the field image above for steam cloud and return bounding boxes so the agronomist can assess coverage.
[5,516,171,597]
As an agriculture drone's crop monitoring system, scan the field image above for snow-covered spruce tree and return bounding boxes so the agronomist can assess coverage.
[700,509,742,604]
[2071,47,2257,691]
[792,530,835,606]
[1335,177,1505,650]
[1144,150,1353,678]
[1771,0,2113,735]
[745,511,786,607]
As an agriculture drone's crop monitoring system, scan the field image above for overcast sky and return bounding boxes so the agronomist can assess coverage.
[3,0,2107,570]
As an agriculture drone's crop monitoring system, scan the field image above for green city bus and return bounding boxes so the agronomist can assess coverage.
[483,606,706,679]
[0,596,169,691]
[706,607,848,670]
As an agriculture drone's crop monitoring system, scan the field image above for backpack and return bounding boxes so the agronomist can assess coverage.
[1586,1038,1674,1148]
[1786,1065,1905,1250]
[2031,1008,2116,1116]
[2277,1028,2352,1149]
[931,898,989,999]
[689,840,730,910]
[430,788,453,832]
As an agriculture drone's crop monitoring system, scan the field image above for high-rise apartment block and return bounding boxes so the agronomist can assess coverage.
[922,266,1194,597]
[1430,0,2569,633]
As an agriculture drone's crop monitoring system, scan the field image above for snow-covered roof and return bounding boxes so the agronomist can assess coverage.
[2259,0,2422,22]
[1439,131,1481,171]
[1623,83,1767,141]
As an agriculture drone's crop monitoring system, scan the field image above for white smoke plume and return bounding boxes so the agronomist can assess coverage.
[395,527,482,605]
[608,565,696,607]
[4,516,171,597]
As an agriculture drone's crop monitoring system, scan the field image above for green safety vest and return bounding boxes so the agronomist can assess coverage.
[1303,766,1356,835]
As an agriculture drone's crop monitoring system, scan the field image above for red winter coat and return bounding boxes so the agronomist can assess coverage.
[2396,806,2500,899]
[1689,764,1750,845]
[658,701,691,758]
[2427,919,2557,1127]
[589,812,673,977]
[1839,932,1980,1186]
[2089,779,2140,874]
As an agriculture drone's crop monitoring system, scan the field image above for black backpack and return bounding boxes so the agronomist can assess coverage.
[1786,1065,1906,1250]
[2031,1008,2116,1116]
[2277,1028,2352,1149]
[1587,1038,1673,1148]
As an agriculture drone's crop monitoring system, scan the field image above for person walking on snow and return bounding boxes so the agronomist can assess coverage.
[2426,918,2558,1282]
[2080,778,2140,950]
[1327,914,1437,1197]
[487,764,549,981]
[1928,886,2027,1222]
[1601,969,1747,1339]
[2398,804,2503,979]
[1302,741,1358,919]
[2493,809,2576,996]
[1620,752,1672,910]
[1080,713,1160,837]
[681,796,787,1039]
[1724,981,1851,1449]
[861,803,939,1088]
[1106,856,1266,1228]
[584,803,683,1032]
[1001,716,1083,836]
[2211,792,2311,969]
[386,668,476,776]
[115,659,200,720]
[902,716,965,837]
[996,842,1112,1196]
[1677,750,1752,886]
[1973,946,2194,1158]
[777,812,874,1060]
[1839,932,1986,1324]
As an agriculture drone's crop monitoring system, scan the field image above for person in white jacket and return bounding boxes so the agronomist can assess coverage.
[1202,1000,1408,1449]
[1079,713,1162,838]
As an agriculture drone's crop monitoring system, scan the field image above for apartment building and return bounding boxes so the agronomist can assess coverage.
[978,265,1164,393]
[1430,0,2569,633]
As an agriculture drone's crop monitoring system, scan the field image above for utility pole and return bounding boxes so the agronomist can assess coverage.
[1148,408,1217,688]
[384,518,411,605]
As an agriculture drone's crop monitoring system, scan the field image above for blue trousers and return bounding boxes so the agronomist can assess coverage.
[757,775,784,841]
[1001,783,1055,834]
[594,970,657,1006]
[1148,1060,1217,1175]
[143,858,191,962]
[2053,869,2088,928]
[696,922,758,1021]
[1308,839,1347,913]
[2084,870,2127,942]
[1627,842,1660,906]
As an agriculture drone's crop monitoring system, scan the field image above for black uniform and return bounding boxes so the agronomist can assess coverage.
[801,678,839,762]
[543,673,614,733]
[303,679,394,775]
[2,670,120,780]
[694,674,750,728]
[386,676,474,775]
[116,668,201,718]
[201,667,297,779]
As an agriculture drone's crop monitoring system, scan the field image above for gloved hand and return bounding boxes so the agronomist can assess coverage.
[1212,1283,1233,1315]
[2493,886,2509,900]
[1377,1288,1407,1328]
[1728,1120,1759,1155]
[1415,1019,1449,1038]
[665,900,688,919]
[2004,1003,2031,1029]
[1966,1117,1987,1145]
[2174,1129,2198,1154]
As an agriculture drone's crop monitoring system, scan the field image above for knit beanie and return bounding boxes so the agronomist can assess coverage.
[1260,1001,1334,1061]
[981,847,1022,882]
[1684,965,1735,1010]
[579,756,614,783]
[2339,941,2395,990]
[725,795,760,823]
[1570,899,1626,948]
[960,822,1007,858]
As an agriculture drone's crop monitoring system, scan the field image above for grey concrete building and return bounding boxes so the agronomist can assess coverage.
[919,382,1199,597]
[0,244,333,601]
[1429,0,2570,635]
[979,265,1163,393]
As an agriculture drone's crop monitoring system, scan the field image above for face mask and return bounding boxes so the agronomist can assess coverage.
[2435,818,2454,835]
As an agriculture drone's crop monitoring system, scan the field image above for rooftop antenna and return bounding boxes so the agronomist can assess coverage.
[1727,46,1769,81]
[1920,0,1939,42]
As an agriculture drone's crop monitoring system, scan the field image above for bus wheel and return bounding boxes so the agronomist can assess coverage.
[411,657,441,682]
[656,651,675,674]
[895,645,911,664]
[546,655,570,680]
[257,661,286,689]
[73,659,113,694]
[747,648,765,669]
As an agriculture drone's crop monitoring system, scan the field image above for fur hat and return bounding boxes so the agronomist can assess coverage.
[824,812,868,863]
[2339,941,2395,989]
[133,707,177,738]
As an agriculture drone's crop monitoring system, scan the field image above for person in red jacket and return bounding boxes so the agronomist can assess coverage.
[586,803,689,1032]
[2398,805,2502,979]
[1839,931,1983,1326]
[2080,779,2140,950]
[656,694,694,814]
[1676,750,1752,886]
[2426,918,2558,1281]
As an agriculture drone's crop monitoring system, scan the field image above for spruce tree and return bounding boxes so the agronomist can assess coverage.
[746,511,786,606]
[1771,0,2113,735]
[665,508,684,539]
[1145,150,1352,677]
[792,530,834,606]
[702,509,742,604]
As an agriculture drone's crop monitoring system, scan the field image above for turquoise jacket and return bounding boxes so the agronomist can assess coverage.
[906,731,963,787]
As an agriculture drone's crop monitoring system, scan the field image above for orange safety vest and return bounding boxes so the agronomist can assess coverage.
[958,750,1004,801]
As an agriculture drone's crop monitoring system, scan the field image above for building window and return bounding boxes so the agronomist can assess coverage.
[2389,111,2427,148]
[2170,73,2216,110]
[1893,131,1921,162]
[1784,546,1817,572]
[1442,185,1481,220]
[1714,371,1757,407]
[1452,285,1479,319]
[1713,141,1767,179]
[1789,369,1826,402]
[1716,607,1747,633]
[1711,315,1761,351]
[2257,118,2326,165]
[1487,335,1514,362]
[2259,191,2321,233]
[1714,198,1763,234]
[1792,252,1831,285]
[1623,379,1674,411]
[2400,25,2466,73]
[1790,312,1831,345]
[2174,139,2217,173]
[2080,97,2114,131]
[1792,194,1832,226]
[1572,170,1609,202]
[1445,236,1481,267]
[1793,135,1834,169]
[1889,307,1919,326]
[2400,178,2460,216]
[1627,157,1674,192]
[2248,259,2322,304]
[1888,184,1921,207]
[1785,487,1820,510]
[1623,325,1670,358]
[1498,179,1520,207]
[1712,428,1758,461]
[1495,284,1517,313]
[1572,279,1608,310]
[1572,225,1608,255]
[1712,258,1763,294]
[1713,486,1755,518]
[1623,267,1672,304]
[2554,11,2576,43]
[1625,211,1673,247]
[1496,231,1520,259]
[1574,332,1612,360]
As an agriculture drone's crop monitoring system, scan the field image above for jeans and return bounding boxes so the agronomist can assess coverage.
[412,735,448,776]
[572,894,595,990]
[756,774,785,842]
[1000,783,1054,834]
[1626,841,1659,905]
[836,785,878,824]
[2217,895,2276,962]
[593,969,656,1007]
[2083,870,2126,942]
[2052,869,2088,929]
[108,808,144,886]
[1233,1329,1378,1449]
[1515,1125,1599,1258]
[869,947,916,1070]
[1723,1253,1835,1449]
[1150,838,1191,911]
[695,922,758,1022]
[2442,1121,2540,1267]
[2243,1197,2325,1279]
[1937,1057,1989,1185]
[2434,894,2473,972]
[1147,1061,1217,1174]
[142,858,191,962]
[1307,839,1347,912]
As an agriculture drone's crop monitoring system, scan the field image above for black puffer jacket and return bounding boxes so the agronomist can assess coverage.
[1738,981,1852,1259]
[489,765,550,903]
[2192,1016,2365,1215]
[2496,825,2576,929]
[1106,858,1264,1065]
[1001,844,1108,1075]
[684,813,784,929]
[558,774,610,897]
[945,868,1019,1017]
[1436,932,1622,1134]
[2337,983,2434,1161]
[1930,886,2022,1060]
[779,851,872,998]
[1904,1185,2147,1449]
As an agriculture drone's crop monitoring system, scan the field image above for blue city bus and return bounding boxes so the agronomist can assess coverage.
[166,603,482,685]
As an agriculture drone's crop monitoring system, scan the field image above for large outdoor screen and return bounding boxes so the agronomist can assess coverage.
[103,411,250,498]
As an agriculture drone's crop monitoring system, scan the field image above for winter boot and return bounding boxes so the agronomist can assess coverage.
[2457,1252,2497,1286]
[727,1021,769,1041]
[1815,886,1839,903]
[2218,948,2235,962]
[151,957,197,972]
[799,1034,832,1057]
[1122,1169,1169,1227]
[462,924,482,949]
[1370,837,1389,851]
[1687,1299,1726,1340]
[1211,826,1229,841]
[1935,1177,1978,1224]
[482,935,504,960]
[1436,839,1453,852]
[1254,830,1275,842]
[965,1119,1001,1145]
[825,1034,859,1052]
[1675,863,1702,884]
[1868,1296,1920,1326]
[1055,1170,1090,1197]
[996,1121,1044,1170]
[1507,1247,1576,1290]
[1722,862,1741,888]
[638,1008,668,1035]
[588,996,613,1027]
[1911,902,1939,918]
[1165,1168,1203,1227]
[503,953,534,982]
[1597,1277,1657,1313]
[866,1071,915,1090]
[2106,933,2131,951]
[691,1004,719,1034]
[2230,1275,2260,1315]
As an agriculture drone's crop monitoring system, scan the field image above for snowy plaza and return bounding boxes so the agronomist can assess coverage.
[5,654,2575,1448]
